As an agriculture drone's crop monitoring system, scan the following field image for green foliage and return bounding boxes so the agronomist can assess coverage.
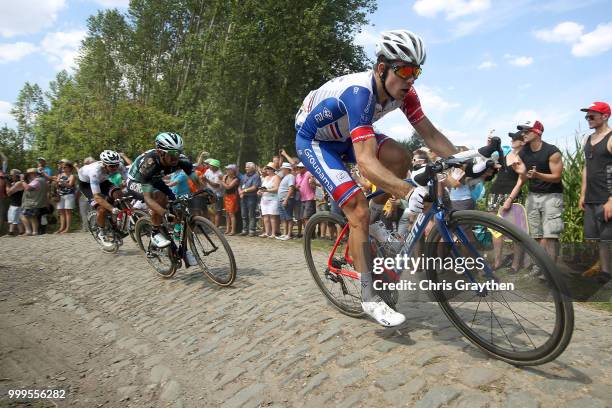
[560,134,586,243]
[4,0,376,169]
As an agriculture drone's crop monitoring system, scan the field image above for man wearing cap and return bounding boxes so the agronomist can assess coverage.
[515,119,564,271]
[36,157,53,177]
[19,168,49,235]
[239,162,262,236]
[204,159,223,227]
[579,101,612,282]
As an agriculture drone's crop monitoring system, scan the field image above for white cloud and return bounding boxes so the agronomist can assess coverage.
[0,0,66,38]
[40,30,87,71]
[507,55,533,66]
[572,22,612,57]
[534,21,584,44]
[477,61,496,70]
[534,21,612,58]
[92,0,130,8]
[413,0,491,20]
[0,42,38,63]
[0,101,15,128]
[354,28,378,47]
[417,85,460,112]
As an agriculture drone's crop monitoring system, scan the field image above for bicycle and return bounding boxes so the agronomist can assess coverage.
[304,155,574,366]
[134,189,236,285]
[87,195,149,253]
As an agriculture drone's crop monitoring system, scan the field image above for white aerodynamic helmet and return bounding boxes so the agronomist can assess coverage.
[375,30,426,66]
[100,150,121,166]
[155,132,184,151]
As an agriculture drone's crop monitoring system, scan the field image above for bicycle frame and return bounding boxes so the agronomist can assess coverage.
[325,178,496,288]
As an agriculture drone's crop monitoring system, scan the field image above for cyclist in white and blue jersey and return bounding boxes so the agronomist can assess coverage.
[295,30,459,327]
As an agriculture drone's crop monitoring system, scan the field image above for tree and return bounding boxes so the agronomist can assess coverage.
[10,82,47,152]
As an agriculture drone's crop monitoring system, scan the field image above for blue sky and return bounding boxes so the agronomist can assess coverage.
[1,0,611,150]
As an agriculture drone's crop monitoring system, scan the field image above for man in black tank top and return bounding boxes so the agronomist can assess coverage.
[579,101,612,284]
[515,119,564,269]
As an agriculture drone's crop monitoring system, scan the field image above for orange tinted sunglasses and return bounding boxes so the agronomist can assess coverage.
[391,63,422,80]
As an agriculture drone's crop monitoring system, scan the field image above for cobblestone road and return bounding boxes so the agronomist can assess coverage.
[1,233,611,407]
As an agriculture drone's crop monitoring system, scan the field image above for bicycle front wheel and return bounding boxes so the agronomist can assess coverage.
[129,209,149,243]
[187,216,236,286]
[134,217,177,278]
[425,210,574,366]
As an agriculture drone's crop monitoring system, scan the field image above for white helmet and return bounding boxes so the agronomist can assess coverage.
[100,150,121,166]
[155,132,184,151]
[375,30,426,66]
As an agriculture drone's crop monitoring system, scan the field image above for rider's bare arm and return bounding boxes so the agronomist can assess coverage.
[412,117,458,158]
[353,138,412,198]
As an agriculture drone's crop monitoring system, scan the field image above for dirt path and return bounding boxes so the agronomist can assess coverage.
[0,233,611,408]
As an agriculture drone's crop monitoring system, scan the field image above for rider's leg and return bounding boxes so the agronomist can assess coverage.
[150,192,168,226]
[341,194,375,300]
[368,138,412,223]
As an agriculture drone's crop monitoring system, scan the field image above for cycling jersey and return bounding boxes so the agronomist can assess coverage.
[78,161,128,195]
[295,70,427,207]
[128,149,197,196]
[295,71,425,143]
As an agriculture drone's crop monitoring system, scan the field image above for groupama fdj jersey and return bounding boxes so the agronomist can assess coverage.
[295,71,426,207]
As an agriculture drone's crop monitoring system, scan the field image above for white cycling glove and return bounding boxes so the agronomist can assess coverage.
[111,207,120,216]
[406,186,428,214]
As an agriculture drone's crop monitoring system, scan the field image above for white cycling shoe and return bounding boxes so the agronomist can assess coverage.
[361,296,406,327]
[151,232,171,248]
[97,230,114,248]
[185,250,197,266]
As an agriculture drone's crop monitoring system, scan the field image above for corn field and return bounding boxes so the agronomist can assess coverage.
[561,135,586,243]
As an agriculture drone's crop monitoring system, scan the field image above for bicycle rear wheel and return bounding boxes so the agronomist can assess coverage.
[425,210,574,366]
[304,212,364,317]
[187,216,236,286]
[134,217,177,278]
[87,211,119,253]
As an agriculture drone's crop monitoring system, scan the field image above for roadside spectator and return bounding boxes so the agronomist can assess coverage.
[277,162,296,240]
[204,159,223,227]
[578,101,612,283]
[271,155,282,171]
[0,168,7,236]
[188,151,210,217]
[20,168,49,235]
[76,157,95,231]
[36,157,53,177]
[491,131,528,271]
[167,169,191,198]
[239,162,261,236]
[296,162,316,227]
[515,120,564,274]
[56,160,77,234]
[221,164,240,235]
[258,162,281,238]
[6,169,25,236]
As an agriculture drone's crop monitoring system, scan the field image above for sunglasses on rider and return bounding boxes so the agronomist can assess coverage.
[163,149,181,157]
[390,63,422,80]
[585,114,599,121]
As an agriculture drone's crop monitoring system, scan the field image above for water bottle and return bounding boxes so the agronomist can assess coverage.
[173,223,182,241]
[370,221,404,258]
[369,221,391,243]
